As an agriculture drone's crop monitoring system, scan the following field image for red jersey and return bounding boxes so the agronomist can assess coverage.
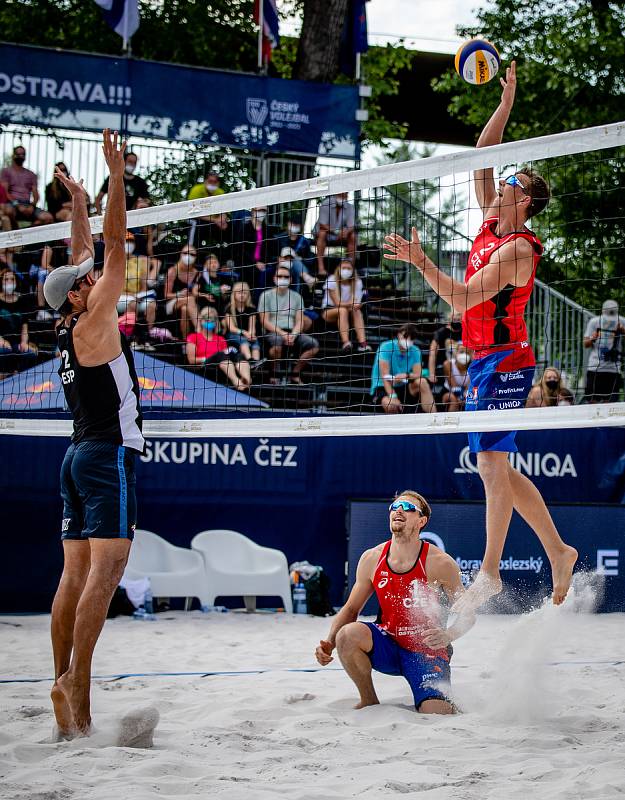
[186,332,228,360]
[373,540,448,660]
[462,217,543,371]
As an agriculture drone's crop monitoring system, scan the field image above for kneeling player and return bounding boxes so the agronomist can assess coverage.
[315,491,474,714]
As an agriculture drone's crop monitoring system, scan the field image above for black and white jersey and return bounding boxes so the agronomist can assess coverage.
[57,314,144,453]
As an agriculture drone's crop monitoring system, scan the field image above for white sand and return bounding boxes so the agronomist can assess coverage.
[1,603,625,800]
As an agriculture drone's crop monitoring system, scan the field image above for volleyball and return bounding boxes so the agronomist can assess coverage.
[455,38,500,85]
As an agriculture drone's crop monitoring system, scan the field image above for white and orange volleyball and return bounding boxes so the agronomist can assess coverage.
[455,38,500,85]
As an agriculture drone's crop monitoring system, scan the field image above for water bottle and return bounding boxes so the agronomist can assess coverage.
[133,587,155,620]
[293,580,308,614]
[145,587,154,616]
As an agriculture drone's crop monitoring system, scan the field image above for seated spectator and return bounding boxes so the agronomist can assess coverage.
[0,268,38,377]
[315,193,357,276]
[258,264,319,385]
[129,196,158,259]
[95,150,149,213]
[442,343,472,411]
[428,311,463,405]
[197,253,232,315]
[526,366,575,408]
[117,232,159,347]
[187,170,225,200]
[0,181,14,231]
[45,163,90,222]
[186,305,250,391]
[165,244,201,340]
[230,206,280,291]
[276,216,316,288]
[321,259,370,353]
[223,281,261,362]
[584,299,625,403]
[189,211,234,265]
[370,323,435,414]
[0,146,53,227]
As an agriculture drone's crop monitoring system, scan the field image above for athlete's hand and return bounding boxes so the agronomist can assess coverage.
[54,168,88,198]
[384,227,425,269]
[102,128,127,177]
[315,639,334,665]
[500,60,516,110]
[422,627,451,649]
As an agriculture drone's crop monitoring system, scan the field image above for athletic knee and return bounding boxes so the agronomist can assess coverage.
[478,453,510,485]
[336,623,370,655]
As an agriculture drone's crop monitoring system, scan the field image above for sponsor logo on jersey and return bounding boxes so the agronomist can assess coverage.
[377,577,389,588]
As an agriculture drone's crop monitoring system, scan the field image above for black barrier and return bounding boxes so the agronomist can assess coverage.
[347,500,625,614]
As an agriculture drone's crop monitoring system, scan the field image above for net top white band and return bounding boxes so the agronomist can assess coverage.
[1,403,623,438]
[1,119,624,249]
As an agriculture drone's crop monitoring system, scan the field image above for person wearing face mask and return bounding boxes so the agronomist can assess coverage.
[95,151,150,214]
[0,267,38,377]
[428,311,463,407]
[276,217,315,285]
[0,146,53,226]
[116,232,159,348]
[527,366,575,408]
[188,170,226,201]
[186,305,251,391]
[231,207,281,293]
[45,163,90,222]
[197,253,232,316]
[258,265,319,384]
[442,343,472,411]
[321,260,370,352]
[165,245,201,340]
[314,193,357,277]
[370,324,435,413]
[583,299,625,403]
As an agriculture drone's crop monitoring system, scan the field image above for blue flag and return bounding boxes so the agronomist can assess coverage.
[340,0,369,78]
[94,0,139,47]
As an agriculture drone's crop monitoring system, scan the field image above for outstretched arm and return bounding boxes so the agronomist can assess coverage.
[422,555,476,649]
[474,61,517,217]
[88,130,127,316]
[384,226,533,313]
[54,169,94,266]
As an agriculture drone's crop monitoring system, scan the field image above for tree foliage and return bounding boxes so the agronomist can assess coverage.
[433,0,625,310]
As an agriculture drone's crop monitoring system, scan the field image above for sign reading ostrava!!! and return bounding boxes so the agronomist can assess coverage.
[0,43,360,158]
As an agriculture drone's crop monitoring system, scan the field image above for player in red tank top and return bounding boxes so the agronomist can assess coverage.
[315,491,475,713]
[384,61,577,615]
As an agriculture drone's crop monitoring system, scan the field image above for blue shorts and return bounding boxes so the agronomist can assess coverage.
[465,351,534,454]
[60,441,137,540]
[363,622,451,709]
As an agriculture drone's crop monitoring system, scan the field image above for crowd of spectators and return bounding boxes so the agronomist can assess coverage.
[0,146,622,409]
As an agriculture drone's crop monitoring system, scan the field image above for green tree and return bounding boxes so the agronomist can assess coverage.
[432,0,625,311]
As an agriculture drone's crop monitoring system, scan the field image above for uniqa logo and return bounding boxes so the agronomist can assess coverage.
[454,446,578,478]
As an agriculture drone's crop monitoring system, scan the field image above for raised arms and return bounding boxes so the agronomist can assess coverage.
[474,61,517,217]
[53,169,93,267]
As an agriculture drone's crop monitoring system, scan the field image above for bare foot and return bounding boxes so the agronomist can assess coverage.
[50,682,76,739]
[451,571,503,614]
[116,706,160,748]
[57,671,91,736]
[551,545,578,605]
[354,698,379,709]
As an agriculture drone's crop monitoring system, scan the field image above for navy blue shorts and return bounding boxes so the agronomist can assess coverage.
[465,350,534,453]
[60,441,137,540]
[363,622,451,709]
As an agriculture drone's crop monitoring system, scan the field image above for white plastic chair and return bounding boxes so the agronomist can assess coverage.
[124,529,211,610]
[191,529,293,613]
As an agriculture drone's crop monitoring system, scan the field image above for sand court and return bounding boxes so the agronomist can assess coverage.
[1,603,625,800]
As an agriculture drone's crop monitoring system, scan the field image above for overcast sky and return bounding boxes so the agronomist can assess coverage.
[281,0,485,54]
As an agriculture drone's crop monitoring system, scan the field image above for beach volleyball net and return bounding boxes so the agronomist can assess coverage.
[0,120,624,439]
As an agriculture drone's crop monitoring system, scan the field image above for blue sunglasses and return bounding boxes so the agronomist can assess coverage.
[389,500,422,514]
[505,175,529,194]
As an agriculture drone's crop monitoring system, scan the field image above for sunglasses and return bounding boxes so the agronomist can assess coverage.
[504,175,529,195]
[389,500,422,514]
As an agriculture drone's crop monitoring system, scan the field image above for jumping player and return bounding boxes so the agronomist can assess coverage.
[315,492,474,714]
[384,62,577,612]
[44,130,144,737]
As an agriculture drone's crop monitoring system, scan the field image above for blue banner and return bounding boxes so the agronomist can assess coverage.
[1,427,624,611]
[0,43,360,158]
